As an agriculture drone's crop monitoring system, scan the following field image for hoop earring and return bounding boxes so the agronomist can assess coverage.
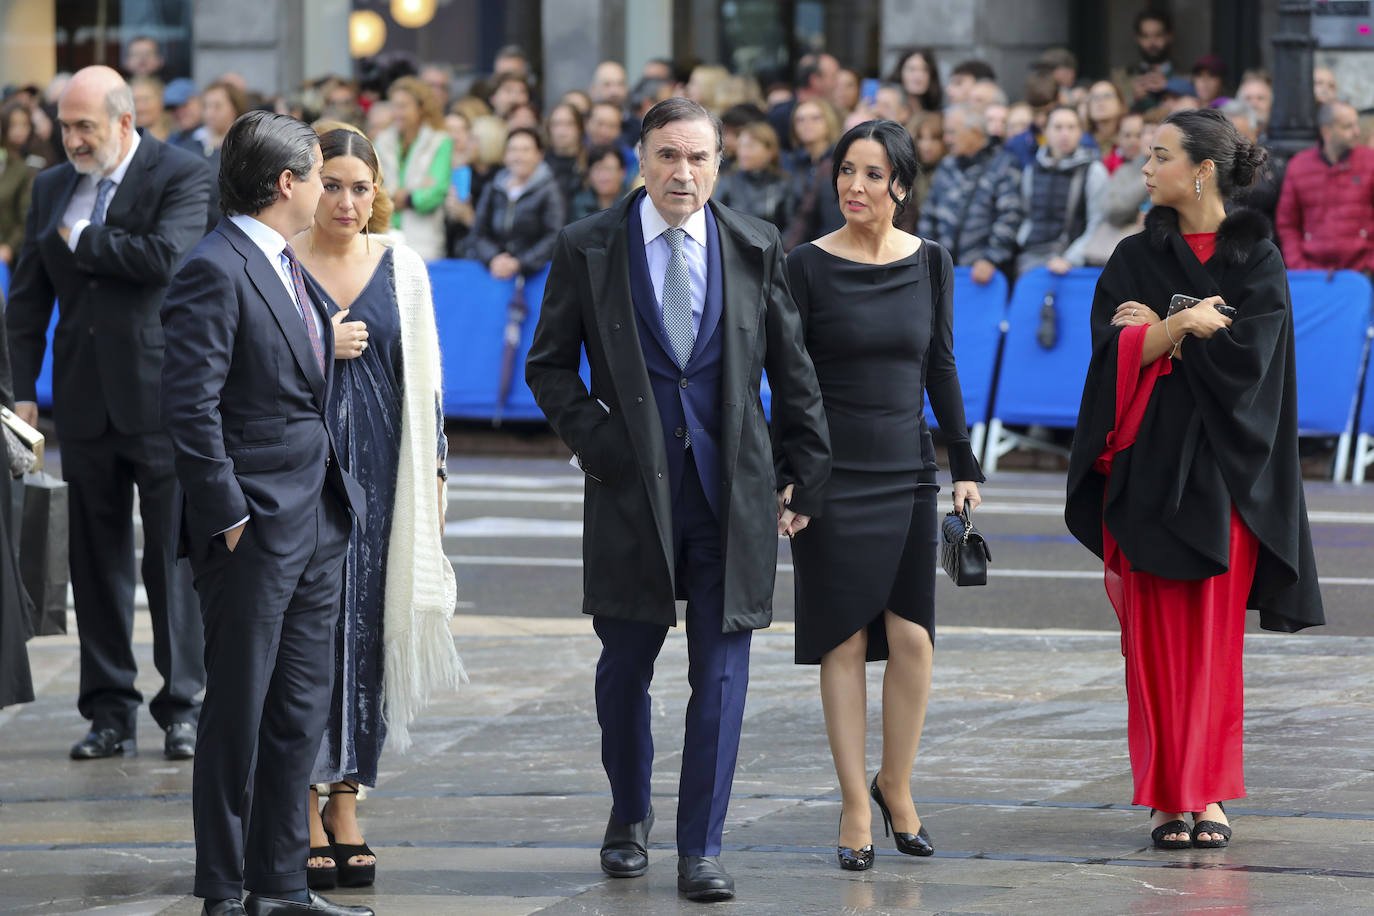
[1195,178,1203,200]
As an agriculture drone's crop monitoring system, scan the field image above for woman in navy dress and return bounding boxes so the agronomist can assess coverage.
[295,124,463,889]
[786,120,984,870]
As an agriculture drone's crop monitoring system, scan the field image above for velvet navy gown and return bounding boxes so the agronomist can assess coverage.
[308,248,401,787]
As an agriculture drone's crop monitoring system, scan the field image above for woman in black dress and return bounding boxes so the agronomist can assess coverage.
[787,120,983,870]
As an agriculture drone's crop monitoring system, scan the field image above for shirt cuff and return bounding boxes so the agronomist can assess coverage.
[213,515,249,537]
[67,219,90,252]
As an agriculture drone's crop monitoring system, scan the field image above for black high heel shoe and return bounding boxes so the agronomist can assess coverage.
[869,774,934,857]
[836,812,875,871]
[322,783,376,888]
[307,788,337,890]
[1191,803,1232,849]
[1149,808,1192,850]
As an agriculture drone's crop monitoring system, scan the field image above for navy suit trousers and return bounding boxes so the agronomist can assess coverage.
[189,492,349,900]
[592,450,752,856]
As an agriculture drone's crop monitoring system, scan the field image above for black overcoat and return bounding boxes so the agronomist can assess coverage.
[1065,206,1323,633]
[526,194,831,632]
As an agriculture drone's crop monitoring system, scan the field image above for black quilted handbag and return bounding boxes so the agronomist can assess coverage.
[940,506,991,586]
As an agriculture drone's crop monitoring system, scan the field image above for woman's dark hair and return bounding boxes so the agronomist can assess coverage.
[218,110,319,216]
[888,48,943,112]
[720,102,767,131]
[0,101,31,151]
[1164,107,1268,199]
[586,143,627,170]
[831,119,919,220]
[639,97,723,156]
[317,125,393,232]
[505,125,546,153]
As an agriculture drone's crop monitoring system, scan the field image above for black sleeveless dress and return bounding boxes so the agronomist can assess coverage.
[786,241,983,664]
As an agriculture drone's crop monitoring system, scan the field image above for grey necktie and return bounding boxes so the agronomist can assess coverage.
[661,226,696,367]
[90,178,115,227]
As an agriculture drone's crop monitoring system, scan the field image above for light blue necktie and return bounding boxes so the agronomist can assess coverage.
[90,178,115,226]
[661,226,695,367]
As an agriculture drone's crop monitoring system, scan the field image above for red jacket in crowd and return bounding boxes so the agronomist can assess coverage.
[1275,144,1374,273]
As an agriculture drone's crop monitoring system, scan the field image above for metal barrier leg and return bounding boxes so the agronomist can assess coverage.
[970,422,986,469]
[1356,433,1371,484]
[984,419,1004,474]
[1334,430,1351,482]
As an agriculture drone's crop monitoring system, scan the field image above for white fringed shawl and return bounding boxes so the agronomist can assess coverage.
[377,236,466,751]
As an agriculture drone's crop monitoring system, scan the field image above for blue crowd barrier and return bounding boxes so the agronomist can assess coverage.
[431,260,556,421]
[1288,270,1372,480]
[0,260,9,297]
[1356,335,1374,483]
[925,266,1008,460]
[984,267,1102,471]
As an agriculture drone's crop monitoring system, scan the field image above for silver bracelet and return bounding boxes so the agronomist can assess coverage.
[1164,314,1182,356]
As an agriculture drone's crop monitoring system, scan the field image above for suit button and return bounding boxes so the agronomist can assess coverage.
[88,325,95,335]
[674,426,684,438]
[657,472,663,478]
[635,396,644,403]
[680,378,688,389]
[612,322,621,330]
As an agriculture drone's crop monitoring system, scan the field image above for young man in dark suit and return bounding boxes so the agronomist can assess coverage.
[160,110,368,916]
[5,65,211,761]
[526,97,830,902]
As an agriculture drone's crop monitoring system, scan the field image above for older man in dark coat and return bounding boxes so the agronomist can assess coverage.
[526,97,830,902]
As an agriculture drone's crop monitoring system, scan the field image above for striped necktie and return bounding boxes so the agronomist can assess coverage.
[280,244,327,375]
[90,178,115,226]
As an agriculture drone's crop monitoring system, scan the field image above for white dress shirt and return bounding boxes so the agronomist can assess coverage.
[640,194,707,335]
[63,131,142,251]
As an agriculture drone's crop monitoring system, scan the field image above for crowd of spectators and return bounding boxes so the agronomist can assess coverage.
[3,11,1372,284]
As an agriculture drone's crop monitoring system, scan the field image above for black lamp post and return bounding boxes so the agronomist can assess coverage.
[1267,0,1318,159]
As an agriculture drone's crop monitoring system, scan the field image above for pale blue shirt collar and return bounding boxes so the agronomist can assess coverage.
[104,129,141,186]
[228,214,300,307]
[639,194,708,250]
[229,213,290,262]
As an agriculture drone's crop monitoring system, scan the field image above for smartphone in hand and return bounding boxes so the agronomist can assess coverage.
[1168,293,1236,319]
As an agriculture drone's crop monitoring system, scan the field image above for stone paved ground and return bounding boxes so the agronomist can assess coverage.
[3,612,1372,915]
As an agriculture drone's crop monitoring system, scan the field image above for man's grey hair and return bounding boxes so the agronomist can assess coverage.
[1219,100,1256,129]
[944,103,987,134]
[1318,100,1354,129]
[638,97,723,157]
[105,82,135,121]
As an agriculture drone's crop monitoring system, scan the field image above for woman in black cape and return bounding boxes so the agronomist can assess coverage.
[1065,108,1323,851]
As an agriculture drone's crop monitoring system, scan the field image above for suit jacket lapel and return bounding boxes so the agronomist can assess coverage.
[219,220,328,406]
[586,201,674,571]
[49,167,82,232]
[102,130,157,226]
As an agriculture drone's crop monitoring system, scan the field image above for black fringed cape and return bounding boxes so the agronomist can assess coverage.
[1064,206,1324,633]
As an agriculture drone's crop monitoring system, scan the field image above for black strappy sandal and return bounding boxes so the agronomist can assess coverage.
[322,783,376,888]
[1192,803,1232,849]
[1149,809,1192,850]
[306,788,337,890]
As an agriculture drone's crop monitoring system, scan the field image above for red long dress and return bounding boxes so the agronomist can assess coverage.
[1095,243,1261,813]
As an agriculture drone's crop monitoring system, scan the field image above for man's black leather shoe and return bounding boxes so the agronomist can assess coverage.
[203,899,247,916]
[600,806,654,877]
[165,722,196,760]
[243,891,373,916]
[70,728,135,760]
[677,855,735,901]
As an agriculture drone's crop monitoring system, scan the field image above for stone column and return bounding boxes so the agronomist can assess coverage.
[191,0,311,94]
[1268,0,1317,160]
[540,0,625,107]
[0,0,56,88]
